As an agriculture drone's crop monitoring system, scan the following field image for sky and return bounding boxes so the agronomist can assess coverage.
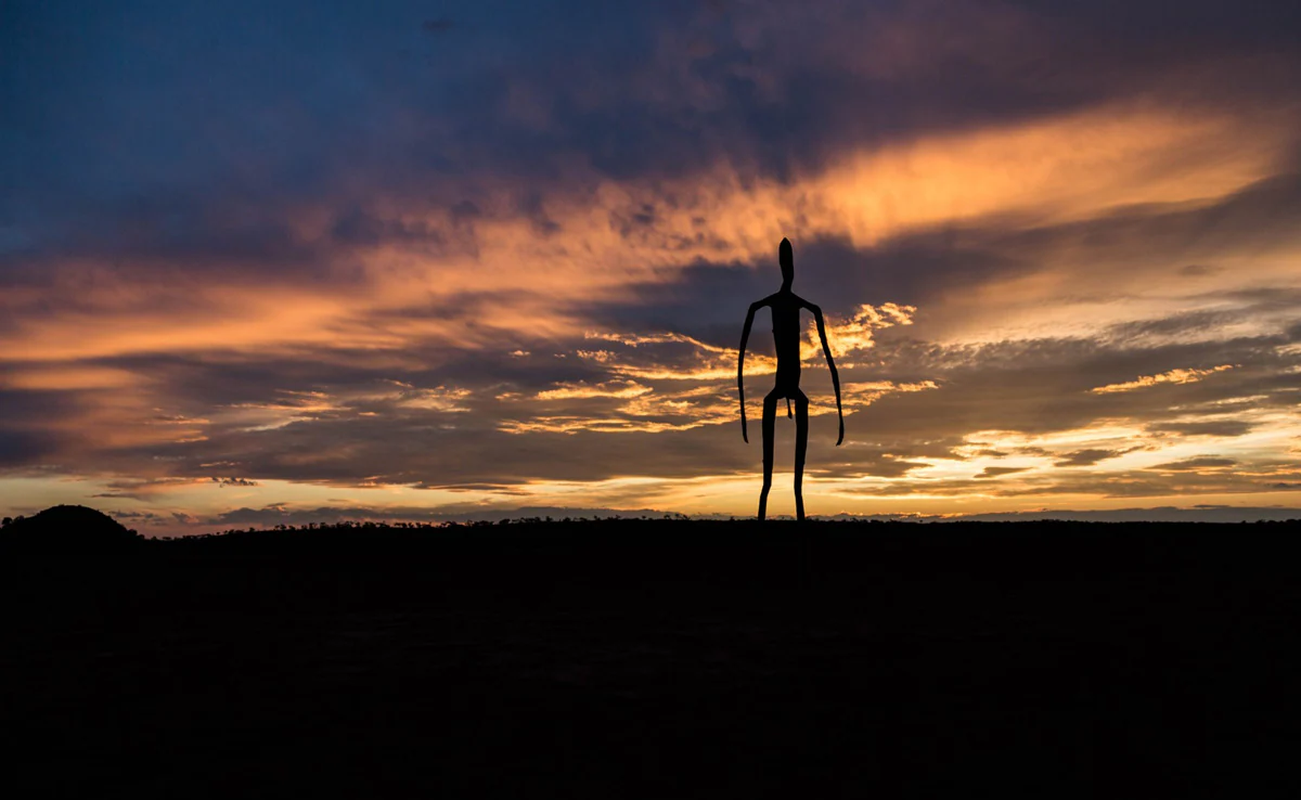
[3,0,1301,535]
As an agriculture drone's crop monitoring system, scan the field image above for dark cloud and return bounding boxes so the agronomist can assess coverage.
[1149,456,1238,471]
[976,467,1030,479]
[212,477,259,487]
[0,428,60,467]
[1053,448,1135,467]
[0,388,79,467]
[0,387,82,423]
[811,447,929,480]
[1102,310,1243,342]
[1147,420,1257,437]
[330,208,444,248]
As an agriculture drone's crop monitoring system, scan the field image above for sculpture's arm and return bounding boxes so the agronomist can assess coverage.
[811,304,844,446]
[738,301,762,443]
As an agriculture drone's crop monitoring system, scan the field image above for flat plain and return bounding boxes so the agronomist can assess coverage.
[3,519,1297,797]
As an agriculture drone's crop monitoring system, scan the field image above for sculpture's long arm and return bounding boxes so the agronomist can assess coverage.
[812,304,845,446]
[738,301,760,443]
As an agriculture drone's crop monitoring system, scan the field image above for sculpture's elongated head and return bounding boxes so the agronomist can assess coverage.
[779,238,794,288]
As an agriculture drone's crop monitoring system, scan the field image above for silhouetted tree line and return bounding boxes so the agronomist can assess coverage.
[4,505,1299,557]
[143,513,702,540]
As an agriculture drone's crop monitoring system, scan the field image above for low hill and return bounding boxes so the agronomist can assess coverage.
[1,504,142,554]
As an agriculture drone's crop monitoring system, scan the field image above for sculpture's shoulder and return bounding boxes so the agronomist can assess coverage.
[790,293,820,313]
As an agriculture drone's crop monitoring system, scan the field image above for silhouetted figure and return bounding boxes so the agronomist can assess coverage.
[738,238,844,521]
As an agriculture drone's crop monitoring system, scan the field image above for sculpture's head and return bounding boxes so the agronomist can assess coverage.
[779,238,794,288]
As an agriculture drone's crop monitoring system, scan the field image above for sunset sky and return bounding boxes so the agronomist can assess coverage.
[3,1,1301,534]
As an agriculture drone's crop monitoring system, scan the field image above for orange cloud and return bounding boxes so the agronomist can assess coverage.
[1090,365,1235,394]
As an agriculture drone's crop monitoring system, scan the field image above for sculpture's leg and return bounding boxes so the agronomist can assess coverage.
[794,390,809,521]
[759,390,779,521]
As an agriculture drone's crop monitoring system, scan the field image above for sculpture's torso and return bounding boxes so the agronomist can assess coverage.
[770,290,803,393]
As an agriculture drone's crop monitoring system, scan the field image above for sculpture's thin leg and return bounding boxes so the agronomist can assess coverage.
[794,390,809,521]
[759,390,779,521]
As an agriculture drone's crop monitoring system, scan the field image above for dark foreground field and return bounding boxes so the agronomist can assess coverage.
[3,519,1299,797]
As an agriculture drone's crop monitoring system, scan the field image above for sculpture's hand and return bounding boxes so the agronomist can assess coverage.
[836,414,844,446]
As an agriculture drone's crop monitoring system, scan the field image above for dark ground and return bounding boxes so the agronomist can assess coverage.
[3,519,1298,797]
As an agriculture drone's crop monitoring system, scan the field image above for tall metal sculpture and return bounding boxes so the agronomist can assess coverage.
[738,238,844,520]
